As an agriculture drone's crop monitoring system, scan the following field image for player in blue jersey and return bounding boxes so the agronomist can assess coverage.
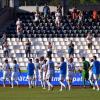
[57,57,67,91]
[92,56,100,91]
[46,56,55,90]
[27,59,35,88]
[11,60,21,88]
[2,59,11,87]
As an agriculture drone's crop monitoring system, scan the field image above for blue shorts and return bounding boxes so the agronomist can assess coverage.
[59,74,66,81]
[27,74,34,80]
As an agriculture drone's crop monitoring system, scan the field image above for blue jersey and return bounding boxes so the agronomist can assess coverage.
[92,60,100,75]
[60,62,67,75]
[27,63,35,76]
[12,64,19,73]
[46,60,54,71]
[3,63,10,72]
[34,63,40,72]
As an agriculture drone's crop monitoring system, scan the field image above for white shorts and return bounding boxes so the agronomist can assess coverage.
[43,72,46,81]
[11,72,18,81]
[89,70,93,80]
[46,71,54,80]
[55,19,60,24]
[66,72,74,80]
[34,71,39,80]
[3,71,10,80]
[38,70,43,80]
[93,74,99,80]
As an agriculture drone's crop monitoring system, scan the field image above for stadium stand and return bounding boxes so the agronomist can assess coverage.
[5,11,100,38]
[0,9,100,70]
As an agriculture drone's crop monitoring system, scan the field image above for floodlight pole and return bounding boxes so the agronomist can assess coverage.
[73,0,76,7]
[9,0,14,7]
[62,0,67,15]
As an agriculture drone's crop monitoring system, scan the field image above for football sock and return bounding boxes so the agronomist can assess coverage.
[60,81,66,88]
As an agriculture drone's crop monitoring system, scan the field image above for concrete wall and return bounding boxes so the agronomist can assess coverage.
[17,6,57,12]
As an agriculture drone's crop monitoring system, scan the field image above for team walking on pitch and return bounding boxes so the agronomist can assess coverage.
[1,55,100,91]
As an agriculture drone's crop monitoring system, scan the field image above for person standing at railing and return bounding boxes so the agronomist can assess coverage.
[47,42,52,58]
[55,9,61,27]
[34,11,40,26]
[16,18,23,42]
[86,33,93,50]
[1,33,7,49]
[25,39,31,58]
[3,40,10,58]
[17,26,23,42]
[43,3,50,18]
[68,41,74,58]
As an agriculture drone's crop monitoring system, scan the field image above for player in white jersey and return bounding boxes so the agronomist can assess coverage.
[89,59,94,86]
[2,59,11,87]
[39,56,44,87]
[41,59,47,89]
[66,58,75,91]
[46,56,55,90]
[11,60,21,88]
[34,58,40,86]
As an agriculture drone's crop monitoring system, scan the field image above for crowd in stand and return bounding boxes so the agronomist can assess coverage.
[1,3,97,59]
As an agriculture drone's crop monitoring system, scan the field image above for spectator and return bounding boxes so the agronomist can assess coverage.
[78,11,83,26]
[68,41,74,58]
[3,40,10,57]
[57,4,62,15]
[43,3,50,18]
[16,18,22,27]
[34,11,40,26]
[36,3,39,13]
[55,10,61,27]
[25,39,31,58]
[86,33,93,50]
[1,33,7,49]
[92,10,97,21]
[47,42,52,58]
[17,26,23,42]
[69,7,78,20]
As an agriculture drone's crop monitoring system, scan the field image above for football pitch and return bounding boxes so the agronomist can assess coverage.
[0,87,100,100]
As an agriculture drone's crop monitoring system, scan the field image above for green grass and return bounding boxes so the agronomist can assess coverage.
[0,87,100,100]
[21,70,27,73]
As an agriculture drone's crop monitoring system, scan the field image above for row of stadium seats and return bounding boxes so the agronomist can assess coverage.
[0,38,100,70]
[5,12,100,38]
